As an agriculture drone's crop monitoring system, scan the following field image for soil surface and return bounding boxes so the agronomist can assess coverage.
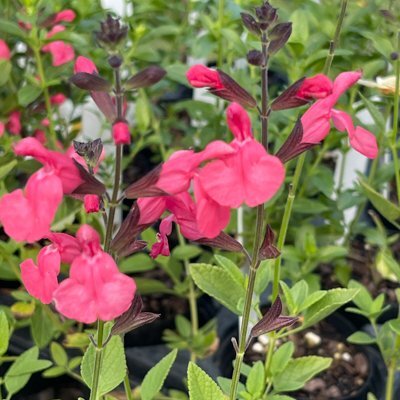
[245,319,369,399]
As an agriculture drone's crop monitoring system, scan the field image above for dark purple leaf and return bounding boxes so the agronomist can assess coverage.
[271,77,308,111]
[70,73,112,92]
[247,50,264,66]
[126,66,167,90]
[72,160,106,196]
[268,22,292,55]
[125,164,167,199]
[241,13,261,36]
[259,224,280,260]
[194,232,244,253]
[90,91,117,122]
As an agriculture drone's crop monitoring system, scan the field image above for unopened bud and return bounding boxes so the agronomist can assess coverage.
[84,194,101,213]
[112,121,131,145]
[391,52,399,61]
[241,13,261,36]
[73,138,103,171]
[96,14,128,48]
[108,55,123,69]
[247,50,264,66]
[255,2,278,25]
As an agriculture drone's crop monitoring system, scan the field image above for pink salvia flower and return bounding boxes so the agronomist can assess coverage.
[47,232,82,264]
[7,111,21,135]
[20,245,60,304]
[186,65,224,89]
[50,93,67,105]
[0,122,4,137]
[301,71,378,158]
[53,225,136,323]
[54,9,76,23]
[296,74,333,100]
[74,56,98,74]
[198,103,285,208]
[42,41,75,67]
[150,215,175,258]
[112,121,131,145]
[84,194,101,213]
[46,25,66,38]
[0,39,11,60]
[0,170,63,242]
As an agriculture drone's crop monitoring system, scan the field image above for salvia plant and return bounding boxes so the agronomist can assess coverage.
[0,0,399,400]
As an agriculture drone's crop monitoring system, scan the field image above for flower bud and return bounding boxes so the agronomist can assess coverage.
[0,39,11,60]
[96,14,128,48]
[112,121,131,145]
[255,2,278,25]
[240,13,261,36]
[247,50,264,66]
[84,194,101,213]
[108,55,123,69]
[390,52,399,61]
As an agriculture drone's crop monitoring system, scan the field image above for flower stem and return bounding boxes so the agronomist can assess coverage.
[229,32,270,400]
[123,373,133,400]
[391,31,400,205]
[178,231,199,363]
[32,42,57,149]
[89,320,105,400]
[89,68,124,400]
[217,0,225,68]
[323,0,348,75]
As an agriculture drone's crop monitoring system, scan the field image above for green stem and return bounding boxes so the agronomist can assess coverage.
[89,320,105,400]
[32,41,57,149]
[123,373,133,400]
[391,31,400,205]
[217,0,225,68]
[323,0,348,75]
[178,232,199,363]
[272,153,305,300]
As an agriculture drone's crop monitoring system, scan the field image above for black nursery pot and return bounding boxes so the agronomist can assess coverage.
[217,312,386,400]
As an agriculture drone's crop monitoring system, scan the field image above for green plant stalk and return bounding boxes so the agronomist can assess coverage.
[177,231,199,363]
[32,43,57,149]
[385,334,400,400]
[89,68,124,400]
[217,0,225,68]
[391,31,400,205]
[229,32,270,400]
[123,373,134,400]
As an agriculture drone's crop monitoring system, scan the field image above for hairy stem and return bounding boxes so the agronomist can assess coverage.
[89,320,105,400]
[123,373,133,400]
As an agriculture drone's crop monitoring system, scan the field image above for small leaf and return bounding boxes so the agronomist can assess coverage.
[273,356,332,392]
[190,263,246,315]
[246,361,265,395]
[81,336,126,397]
[172,245,202,260]
[214,255,245,287]
[30,305,55,348]
[140,349,178,400]
[50,342,68,366]
[270,341,294,375]
[347,331,376,345]
[0,311,10,356]
[42,366,66,378]
[70,73,111,91]
[18,85,42,106]
[187,362,225,400]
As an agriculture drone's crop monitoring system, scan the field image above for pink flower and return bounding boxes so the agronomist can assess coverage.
[42,41,75,67]
[301,71,378,158]
[14,137,83,194]
[20,245,60,304]
[47,232,81,264]
[33,129,46,144]
[0,39,10,60]
[137,197,167,225]
[46,25,66,38]
[7,111,21,135]
[54,9,76,23]
[150,215,175,258]
[198,103,285,208]
[50,93,67,105]
[0,169,63,242]
[296,74,333,100]
[84,194,100,213]
[53,225,136,323]
[112,121,131,145]
[0,122,4,137]
[186,65,224,89]
[74,56,98,74]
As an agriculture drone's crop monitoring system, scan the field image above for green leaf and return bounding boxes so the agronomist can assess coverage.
[165,63,189,85]
[31,305,55,348]
[214,255,245,287]
[298,291,326,313]
[136,93,151,131]
[270,342,294,376]
[292,199,329,214]
[254,260,273,295]
[246,361,265,396]
[347,331,376,345]
[175,315,192,338]
[0,19,27,38]
[376,249,400,282]
[273,356,332,392]
[280,281,295,314]
[389,318,400,335]
[348,280,373,312]
[50,342,68,366]
[81,336,126,397]
[5,347,52,396]
[268,396,296,400]
[140,349,178,400]
[0,311,10,356]
[187,362,225,400]
[359,93,386,131]
[17,85,42,107]
[135,278,174,295]
[0,60,11,86]
[0,159,17,181]
[42,366,66,378]
[119,253,155,273]
[359,179,400,227]
[302,288,358,329]
[172,245,202,260]
[190,263,246,315]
